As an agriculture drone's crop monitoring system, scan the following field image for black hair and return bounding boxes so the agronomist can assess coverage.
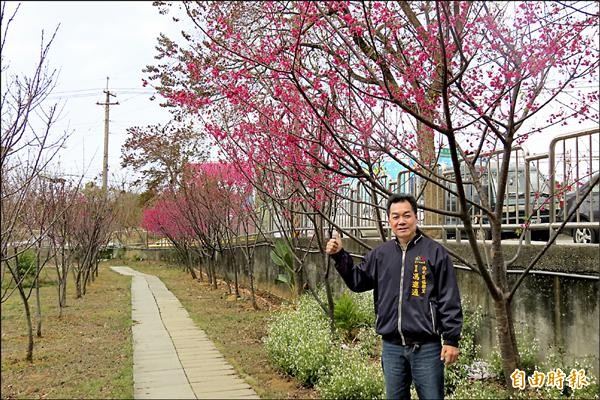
[386,193,418,216]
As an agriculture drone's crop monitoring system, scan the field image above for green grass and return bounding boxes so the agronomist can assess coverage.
[1,265,133,399]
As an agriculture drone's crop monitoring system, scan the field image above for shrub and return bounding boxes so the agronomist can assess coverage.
[334,291,375,340]
[96,248,113,260]
[270,240,295,294]
[334,292,361,338]
[113,247,126,259]
[16,250,37,287]
[17,250,36,276]
[351,290,376,326]
[352,327,381,359]
[483,328,599,399]
[444,296,485,395]
[265,291,386,398]
[316,348,385,400]
[448,380,506,399]
[263,293,335,386]
[527,358,599,399]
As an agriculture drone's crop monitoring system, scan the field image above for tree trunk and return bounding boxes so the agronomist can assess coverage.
[225,271,232,295]
[223,251,232,294]
[7,252,35,362]
[94,258,99,278]
[58,277,66,318]
[74,267,83,299]
[35,275,42,337]
[55,247,69,317]
[210,252,218,290]
[417,120,443,239]
[80,248,94,296]
[60,278,67,306]
[35,251,42,337]
[82,264,91,296]
[292,239,304,298]
[324,254,336,335]
[197,257,204,282]
[186,250,198,280]
[82,249,99,295]
[16,283,34,362]
[59,259,68,316]
[294,268,304,298]
[247,258,258,310]
[233,251,240,298]
[205,256,213,286]
[494,296,520,387]
[369,187,387,242]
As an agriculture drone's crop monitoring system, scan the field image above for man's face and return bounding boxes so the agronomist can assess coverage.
[388,200,417,245]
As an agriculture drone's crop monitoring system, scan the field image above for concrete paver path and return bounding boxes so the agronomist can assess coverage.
[110,266,259,399]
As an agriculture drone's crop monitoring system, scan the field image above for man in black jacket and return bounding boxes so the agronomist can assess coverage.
[326,193,462,399]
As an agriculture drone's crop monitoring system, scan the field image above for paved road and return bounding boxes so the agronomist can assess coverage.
[110,266,259,400]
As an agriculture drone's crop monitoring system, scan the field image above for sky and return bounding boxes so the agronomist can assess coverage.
[2,1,598,190]
[2,1,187,188]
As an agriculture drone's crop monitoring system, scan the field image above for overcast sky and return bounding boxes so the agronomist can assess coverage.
[2,1,186,187]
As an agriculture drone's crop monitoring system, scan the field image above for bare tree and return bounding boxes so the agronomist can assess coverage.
[43,175,80,317]
[0,2,70,362]
[69,184,116,298]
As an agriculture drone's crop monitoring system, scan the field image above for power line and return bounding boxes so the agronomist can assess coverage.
[51,87,156,94]
[47,89,156,100]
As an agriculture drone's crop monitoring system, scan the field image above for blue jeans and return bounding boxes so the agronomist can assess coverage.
[381,340,444,399]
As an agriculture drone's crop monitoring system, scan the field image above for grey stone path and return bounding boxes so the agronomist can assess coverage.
[110,266,259,400]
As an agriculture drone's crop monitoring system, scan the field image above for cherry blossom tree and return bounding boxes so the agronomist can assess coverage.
[146,0,599,387]
[140,161,255,292]
[209,118,349,323]
[188,162,253,294]
[141,195,201,279]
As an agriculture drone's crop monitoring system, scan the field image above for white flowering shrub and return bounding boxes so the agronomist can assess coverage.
[264,294,336,386]
[316,347,385,399]
[265,291,385,397]
[351,290,376,326]
[445,296,484,394]
[353,327,381,358]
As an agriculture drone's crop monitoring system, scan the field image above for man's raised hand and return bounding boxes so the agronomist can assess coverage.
[326,231,343,255]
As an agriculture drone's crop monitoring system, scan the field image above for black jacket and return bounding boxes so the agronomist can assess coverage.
[331,232,463,347]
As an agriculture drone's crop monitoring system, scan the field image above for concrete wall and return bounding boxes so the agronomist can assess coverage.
[116,239,599,373]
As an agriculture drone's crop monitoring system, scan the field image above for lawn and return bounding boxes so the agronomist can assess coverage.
[1,259,317,399]
[1,265,133,399]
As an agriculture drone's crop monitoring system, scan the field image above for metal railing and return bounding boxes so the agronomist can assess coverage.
[261,128,599,244]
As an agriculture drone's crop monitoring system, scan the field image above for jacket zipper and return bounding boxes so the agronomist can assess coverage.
[430,302,437,334]
[398,244,406,345]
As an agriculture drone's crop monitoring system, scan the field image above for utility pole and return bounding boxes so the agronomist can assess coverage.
[96,77,119,191]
